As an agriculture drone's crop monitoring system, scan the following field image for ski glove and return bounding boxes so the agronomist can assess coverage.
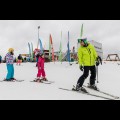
[96,61,100,66]
[79,65,84,71]
[96,56,102,66]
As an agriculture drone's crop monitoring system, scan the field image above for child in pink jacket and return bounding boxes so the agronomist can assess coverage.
[35,53,47,82]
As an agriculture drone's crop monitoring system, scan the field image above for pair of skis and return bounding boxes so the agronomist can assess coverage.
[30,79,54,84]
[0,80,24,82]
[59,85,119,100]
[0,79,54,84]
[83,85,119,99]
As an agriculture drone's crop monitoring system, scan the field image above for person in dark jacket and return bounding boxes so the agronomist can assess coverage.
[17,54,22,65]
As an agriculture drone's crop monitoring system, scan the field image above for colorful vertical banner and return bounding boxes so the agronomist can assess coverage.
[67,31,70,63]
[50,34,54,62]
[80,23,84,38]
[59,31,62,62]
[49,35,51,61]
[37,26,40,49]
[39,39,44,53]
[59,41,62,62]
[31,43,34,61]
[28,42,31,58]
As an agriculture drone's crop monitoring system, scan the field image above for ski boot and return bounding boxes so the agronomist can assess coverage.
[37,79,43,83]
[79,87,88,93]
[11,78,17,81]
[41,77,48,81]
[73,84,88,93]
[3,79,11,81]
[11,78,16,80]
[88,84,99,91]
[34,78,43,83]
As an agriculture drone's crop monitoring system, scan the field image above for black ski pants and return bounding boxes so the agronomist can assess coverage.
[77,66,96,87]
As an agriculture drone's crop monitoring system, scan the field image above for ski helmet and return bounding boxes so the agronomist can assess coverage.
[80,38,88,45]
[8,48,14,52]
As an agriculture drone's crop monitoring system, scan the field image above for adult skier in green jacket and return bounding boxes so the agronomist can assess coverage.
[76,38,100,93]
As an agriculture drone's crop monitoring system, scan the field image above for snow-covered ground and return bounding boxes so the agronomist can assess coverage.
[0,61,120,100]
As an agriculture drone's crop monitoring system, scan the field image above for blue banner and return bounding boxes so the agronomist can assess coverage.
[39,39,43,53]
[67,31,70,63]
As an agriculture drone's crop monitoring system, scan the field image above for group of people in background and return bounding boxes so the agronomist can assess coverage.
[0,38,102,93]
[16,54,22,65]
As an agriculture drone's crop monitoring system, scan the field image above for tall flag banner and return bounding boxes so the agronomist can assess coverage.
[44,42,46,50]
[77,24,84,51]
[80,24,84,38]
[31,43,34,61]
[50,34,54,62]
[59,41,62,62]
[28,42,31,58]
[49,35,51,61]
[37,26,40,49]
[39,39,44,53]
[67,31,70,63]
[59,31,62,62]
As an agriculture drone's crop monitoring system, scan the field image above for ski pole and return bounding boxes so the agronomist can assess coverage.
[96,66,99,83]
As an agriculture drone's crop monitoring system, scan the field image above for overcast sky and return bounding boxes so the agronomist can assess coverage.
[0,20,120,58]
